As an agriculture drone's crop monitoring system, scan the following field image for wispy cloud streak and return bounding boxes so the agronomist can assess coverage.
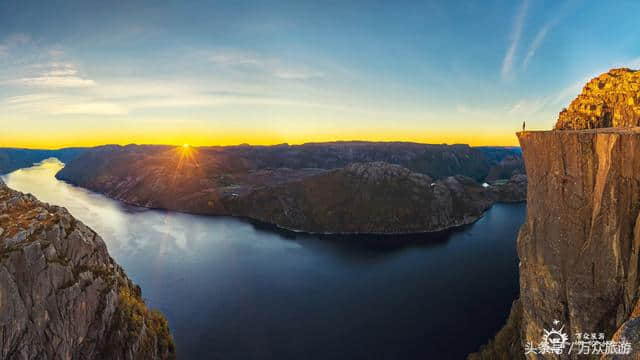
[522,22,553,69]
[501,0,529,78]
[208,50,324,80]
[10,63,95,88]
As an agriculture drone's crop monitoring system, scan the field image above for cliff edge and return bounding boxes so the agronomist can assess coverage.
[472,129,640,359]
[519,129,640,358]
[0,179,175,359]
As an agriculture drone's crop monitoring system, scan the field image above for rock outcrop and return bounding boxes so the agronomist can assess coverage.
[0,179,175,359]
[556,68,640,130]
[231,162,493,233]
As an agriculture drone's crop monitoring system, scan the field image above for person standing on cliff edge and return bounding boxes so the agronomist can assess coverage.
[522,121,526,132]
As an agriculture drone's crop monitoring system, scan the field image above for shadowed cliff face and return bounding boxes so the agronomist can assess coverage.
[556,68,640,130]
[231,162,493,233]
[0,179,175,359]
[517,129,640,358]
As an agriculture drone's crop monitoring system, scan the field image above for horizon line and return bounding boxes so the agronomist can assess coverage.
[0,139,523,151]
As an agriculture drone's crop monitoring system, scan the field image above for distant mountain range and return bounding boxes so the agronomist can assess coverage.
[15,141,526,234]
[0,148,86,175]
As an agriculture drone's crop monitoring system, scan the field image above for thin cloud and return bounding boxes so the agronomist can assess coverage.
[522,22,553,69]
[627,57,640,69]
[12,63,95,88]
[509,98,547,116]
[501,0,529,79]
[14,76,95,88]
[51,102,127,115]
[43,63,78,76]
[523,0,577,70]
[551,56,640,105]
[2,93,126,116]
[4,93,59,105]
[48,48,65,57]
[208,50,323,80]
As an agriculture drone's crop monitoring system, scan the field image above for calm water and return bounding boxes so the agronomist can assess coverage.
[2,159,524,360]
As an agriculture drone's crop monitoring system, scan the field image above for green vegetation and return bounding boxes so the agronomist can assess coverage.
[117,287,176,359]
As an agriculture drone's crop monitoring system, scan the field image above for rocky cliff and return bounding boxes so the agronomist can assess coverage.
[517,129,640,359]
[473,129,640,359]
[0,179,175,359]
[556,68,640,130]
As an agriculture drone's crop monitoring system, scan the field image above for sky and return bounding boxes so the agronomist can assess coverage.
[2,0,640,148]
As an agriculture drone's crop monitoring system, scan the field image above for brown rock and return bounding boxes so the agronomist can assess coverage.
[517,129,640,359]
[556,68,640,130]
[0,178,175,359]
[232,162,493,233]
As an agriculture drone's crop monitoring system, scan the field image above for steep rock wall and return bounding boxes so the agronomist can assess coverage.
[517,129,640,358]
[0,179,175,359]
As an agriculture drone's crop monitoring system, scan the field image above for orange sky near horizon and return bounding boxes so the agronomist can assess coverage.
[6,1,640,153]
[1,129,522,150]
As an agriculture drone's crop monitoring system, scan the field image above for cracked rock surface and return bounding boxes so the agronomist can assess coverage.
[556,68,640,130]
[0,178,175,360]
[517,130,640,359]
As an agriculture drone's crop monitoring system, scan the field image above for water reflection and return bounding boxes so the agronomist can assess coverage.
[2,158,524,360]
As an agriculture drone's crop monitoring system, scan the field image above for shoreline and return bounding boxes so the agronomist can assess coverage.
[54,173,523,237]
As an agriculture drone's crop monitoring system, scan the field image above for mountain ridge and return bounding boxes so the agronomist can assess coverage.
[52,142,526,234]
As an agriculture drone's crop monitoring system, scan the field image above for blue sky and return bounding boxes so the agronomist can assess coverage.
[2,0,640,148]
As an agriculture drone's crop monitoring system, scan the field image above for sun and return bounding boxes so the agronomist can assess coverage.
[182,143,190,149]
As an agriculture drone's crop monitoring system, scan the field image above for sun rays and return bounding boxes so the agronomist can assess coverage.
[166,144,203,193]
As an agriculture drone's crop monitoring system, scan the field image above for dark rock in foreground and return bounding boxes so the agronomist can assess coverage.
[0,179,175,359]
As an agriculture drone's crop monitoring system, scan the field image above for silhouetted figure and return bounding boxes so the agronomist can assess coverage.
[522,121,526,132]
